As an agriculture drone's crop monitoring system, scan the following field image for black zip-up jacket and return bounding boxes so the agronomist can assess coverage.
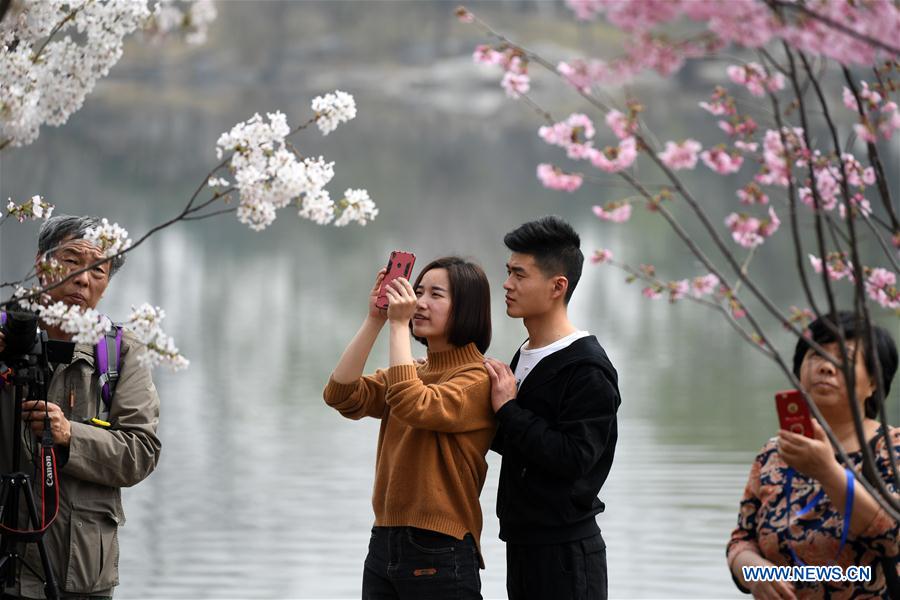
[493,335,620,544]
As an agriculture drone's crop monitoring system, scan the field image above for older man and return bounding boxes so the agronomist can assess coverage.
[0,215,161,600]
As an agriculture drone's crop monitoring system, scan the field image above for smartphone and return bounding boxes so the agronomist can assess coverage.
[775,390,814,438]
[375,251,416,310]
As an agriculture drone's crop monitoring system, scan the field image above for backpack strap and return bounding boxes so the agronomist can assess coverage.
[95,325,123,421]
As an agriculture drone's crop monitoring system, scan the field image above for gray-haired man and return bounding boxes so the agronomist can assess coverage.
[0,215,161,599]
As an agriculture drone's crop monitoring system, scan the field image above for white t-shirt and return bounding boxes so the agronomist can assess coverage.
[514,330,590,389]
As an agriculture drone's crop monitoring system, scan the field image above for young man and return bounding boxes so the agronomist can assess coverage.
[484,215,620,600]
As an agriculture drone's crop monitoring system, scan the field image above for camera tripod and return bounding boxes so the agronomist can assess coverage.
[0,362,61,600]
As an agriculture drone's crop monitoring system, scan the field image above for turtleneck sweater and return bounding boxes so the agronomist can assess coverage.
[323,342,496,564]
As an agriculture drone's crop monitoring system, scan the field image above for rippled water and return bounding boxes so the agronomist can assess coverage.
[117,412,754,599]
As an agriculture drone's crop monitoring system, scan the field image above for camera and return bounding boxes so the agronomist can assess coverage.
[0,309,74,366]
[0,308,73,600]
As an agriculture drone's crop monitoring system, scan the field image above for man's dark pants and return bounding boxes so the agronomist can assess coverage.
[506,532,607,600]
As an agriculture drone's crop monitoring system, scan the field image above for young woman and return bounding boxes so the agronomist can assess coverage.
[323,256,495,599]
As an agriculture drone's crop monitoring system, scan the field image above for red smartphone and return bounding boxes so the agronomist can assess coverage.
[775,390,814,438]
[375,251,416,310]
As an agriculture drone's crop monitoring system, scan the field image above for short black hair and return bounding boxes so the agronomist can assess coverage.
[792,311,898,418]
[38,215,125,277]
[503,215,583,304]
[411,256,492,354]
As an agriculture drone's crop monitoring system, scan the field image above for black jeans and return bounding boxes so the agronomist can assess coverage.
[362,526,482,600]
[506,532,607,600]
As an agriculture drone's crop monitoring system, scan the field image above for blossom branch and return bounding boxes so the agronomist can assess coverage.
[32,4,84,65]
[796,48,900,501]
[842,68,899,234]
[767,0,900,57]
[603,257,774,358]
[616,170,789,361]
[764,63,823,319]
[784,45,843,320]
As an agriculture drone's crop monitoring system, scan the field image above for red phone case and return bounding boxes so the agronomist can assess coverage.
[375,251,416,310]
[775,390,814,438]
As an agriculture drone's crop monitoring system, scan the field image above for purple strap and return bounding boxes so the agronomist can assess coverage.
[1,311,6,325]
[97,332,109,400]
[97,325,123,409]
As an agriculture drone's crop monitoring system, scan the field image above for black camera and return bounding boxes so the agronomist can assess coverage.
[0,309,74,365]
[0,308,73,600]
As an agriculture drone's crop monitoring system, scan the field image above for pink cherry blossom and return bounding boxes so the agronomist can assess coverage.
[537,164,584,192]
[591,248,614,264]
[867,267,896,289]
[567,113,596,139]
[691,274,720,298]
[539,113,595,149]
[701,147,743,175]
[473,45,506,67]
[724,207,780,248]
[606,109,636,140]
[865,268,899,309]
[455,6,474,23]
[628,33,689,77]
[668,279,690,302]
[557,58,617,91]
[779,3,900,65]
[658,139,701,170]
[507,56,527,75]
[877,102,900,140]
[842,153,875,188]
[854,122,877,143]
[759,206,780,237]
[593,201,633,223]
[756,128,806,187]
[726,62,782,97]
[798,163,841,212]
[736,182,769,205]
[843,87,860,111]
[856,81,883,108]
[767,73,785,92]
[565,0,604,22]
[706,0,778,49]
[589,137,638,173]
[808,254,823,273]
[808,253,855,281]
[642,286,663,300]
[699,86,737,116]
[594,0,684,32]
[839,193,873,220]
[502,71,530,98]
[558,0,900,83]
[718,116,757,138]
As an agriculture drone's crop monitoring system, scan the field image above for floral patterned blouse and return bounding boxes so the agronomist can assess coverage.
[727,426,900,598]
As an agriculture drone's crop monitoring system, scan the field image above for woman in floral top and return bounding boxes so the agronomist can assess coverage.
[728,312,899,599]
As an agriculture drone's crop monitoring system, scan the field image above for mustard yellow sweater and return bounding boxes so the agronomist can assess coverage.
[323,343,496,562]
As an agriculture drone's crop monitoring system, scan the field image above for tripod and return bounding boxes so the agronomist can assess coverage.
[0,362,60,600]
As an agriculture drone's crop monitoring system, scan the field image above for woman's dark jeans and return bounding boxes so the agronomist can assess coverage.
[362,526,482,600]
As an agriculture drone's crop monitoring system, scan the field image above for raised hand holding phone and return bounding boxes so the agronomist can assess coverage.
[384,277,417,324]
[775,390,815,438]
[375,251,416,310]
[368,268,388,321]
